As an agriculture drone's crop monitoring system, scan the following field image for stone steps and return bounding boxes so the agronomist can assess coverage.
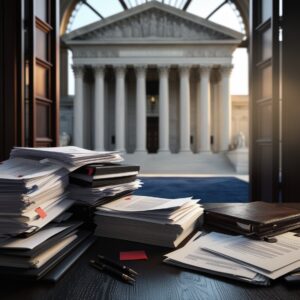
[123,152,236,175]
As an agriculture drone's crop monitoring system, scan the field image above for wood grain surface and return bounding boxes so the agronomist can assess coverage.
[0,236,299,300]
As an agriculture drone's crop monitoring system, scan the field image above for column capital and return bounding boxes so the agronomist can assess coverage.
[220,64,233,76]
[199,65,212,77]
[114,65,127,76]
[158,65,170,76]
[135,65,147,76]
[94,65,105,76]
[179,65,191,76]
[72,65,84,77]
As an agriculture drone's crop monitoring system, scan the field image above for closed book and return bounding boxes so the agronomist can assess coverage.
[204,201,300,238]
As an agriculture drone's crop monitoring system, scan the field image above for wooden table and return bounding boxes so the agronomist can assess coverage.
[0,235,299,300]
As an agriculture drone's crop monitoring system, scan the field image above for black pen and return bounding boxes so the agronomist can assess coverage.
[90,260,135,285]
[97,254,138,276]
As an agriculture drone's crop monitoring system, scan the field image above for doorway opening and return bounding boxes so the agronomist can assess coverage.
[146,79,159,153]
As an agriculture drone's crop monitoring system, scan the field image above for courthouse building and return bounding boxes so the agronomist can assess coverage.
[63,1,244,156]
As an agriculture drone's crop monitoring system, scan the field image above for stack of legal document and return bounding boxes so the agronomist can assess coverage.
[0,221,94,280]
[94,195,203,247]
[0,150,97,280]
[69,180,142,206]
[0,158,73,238]
[10,146,122,171]
[165,231,300,285]
[69,163,142,206]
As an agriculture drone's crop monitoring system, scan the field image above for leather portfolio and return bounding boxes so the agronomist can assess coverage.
[204,201,300,238]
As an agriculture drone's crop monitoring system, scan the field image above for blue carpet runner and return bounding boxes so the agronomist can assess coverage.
[134,177,248,203]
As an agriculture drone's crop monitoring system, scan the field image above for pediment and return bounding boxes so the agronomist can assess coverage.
[63,2,243,44]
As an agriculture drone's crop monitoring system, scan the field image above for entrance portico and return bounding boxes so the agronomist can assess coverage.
[63,1,242,154]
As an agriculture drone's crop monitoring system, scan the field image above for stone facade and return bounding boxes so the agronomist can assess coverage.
[62,2,244,155]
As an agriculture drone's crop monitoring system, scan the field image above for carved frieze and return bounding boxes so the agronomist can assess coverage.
[76,8,231,41]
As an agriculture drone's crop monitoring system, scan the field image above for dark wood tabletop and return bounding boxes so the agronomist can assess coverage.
[1,202,300,300]
[0,235,300,300]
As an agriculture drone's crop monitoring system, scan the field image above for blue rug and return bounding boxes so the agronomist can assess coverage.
[134,177,249,203]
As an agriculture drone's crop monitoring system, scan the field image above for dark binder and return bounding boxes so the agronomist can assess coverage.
[69,175,137,187]
[204,201,300,238]
[75,163,140,176]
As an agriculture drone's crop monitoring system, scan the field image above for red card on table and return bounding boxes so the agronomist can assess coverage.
[119,250,148,261]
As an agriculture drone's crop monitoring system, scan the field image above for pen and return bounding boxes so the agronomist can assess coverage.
[97,254,138,276]
[90,260,135,285]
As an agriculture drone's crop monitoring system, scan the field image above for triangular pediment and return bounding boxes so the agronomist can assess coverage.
[63,2,243,44]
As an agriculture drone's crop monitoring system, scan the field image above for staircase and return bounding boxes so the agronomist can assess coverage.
[123,152,236,175]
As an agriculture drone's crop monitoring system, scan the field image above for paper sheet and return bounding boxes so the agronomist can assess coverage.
[99,195,196,212]
[202,231,300,278]
[165,232,269,285]
[0,224,72,250]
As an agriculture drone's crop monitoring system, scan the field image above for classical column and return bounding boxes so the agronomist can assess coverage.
[219,65,233,151]
[72,65,84,147]
[179,65,191,152]
[115,65,126,152]
[158,65,170,152]
[135,65,147,152]
[198,65,211,152]
[94,65,105,151]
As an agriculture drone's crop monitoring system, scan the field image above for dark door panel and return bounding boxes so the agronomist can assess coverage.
[249,0,279,202]
[147,117,159,153]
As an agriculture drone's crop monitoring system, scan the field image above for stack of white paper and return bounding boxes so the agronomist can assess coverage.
[0,222,81,269]
[69,179,142,206]
[164,232,270,285]
[201,231,300,280]
[0,220,95,281]
[165,231,300,285]
[0,158,74,237]
[94,195,204,248]
[10,146,123,171]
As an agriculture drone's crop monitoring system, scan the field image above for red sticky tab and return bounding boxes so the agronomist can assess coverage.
[35,207,47,219]
[87,167,94,176]
[120,250,148,261]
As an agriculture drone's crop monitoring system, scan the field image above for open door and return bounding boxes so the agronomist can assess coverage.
[249,0,280,202]
[0,0,60,161]
[27,0,60,147]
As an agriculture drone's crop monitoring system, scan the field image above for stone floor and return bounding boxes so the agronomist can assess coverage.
[123,152,249,181]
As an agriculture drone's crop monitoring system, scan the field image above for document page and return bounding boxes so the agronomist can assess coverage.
[98,195,195,212]
[0,224,72,250]
[202,232,300,273]
[0,158,61,181]
[165,232,269,285]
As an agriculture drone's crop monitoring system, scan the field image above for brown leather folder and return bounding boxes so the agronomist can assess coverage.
[204,201,300,238]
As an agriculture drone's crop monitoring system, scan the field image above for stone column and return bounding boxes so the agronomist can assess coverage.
[219,65,233,151]
[179,65,191,152]
[94,65,105,151]
[115,65,126,152]
[72,65,84,147]
[135,65,147,152]
[158,65,170,152]
[198,65,211,152]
